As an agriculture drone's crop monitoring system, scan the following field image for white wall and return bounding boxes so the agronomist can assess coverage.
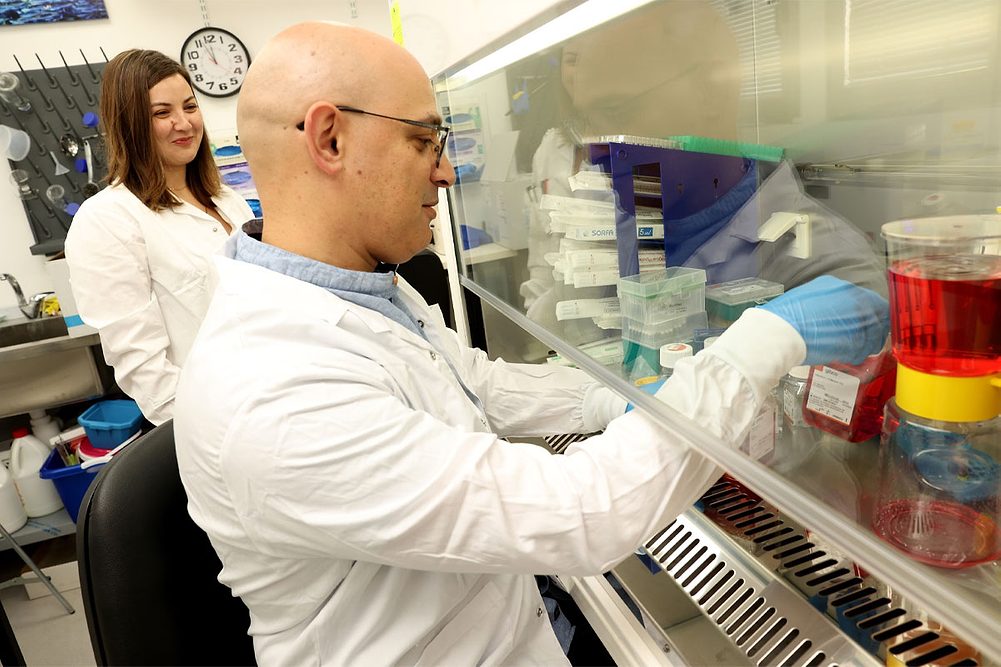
[0,0,392,311]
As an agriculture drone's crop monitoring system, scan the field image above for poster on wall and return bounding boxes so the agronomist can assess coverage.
[1,0,108,26]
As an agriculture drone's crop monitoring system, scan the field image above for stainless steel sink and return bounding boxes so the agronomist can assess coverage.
[0,316,111,418]
[0,316,68,348]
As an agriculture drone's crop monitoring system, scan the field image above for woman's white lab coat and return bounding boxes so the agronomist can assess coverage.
[65,183,253,424]
[174,252,802,665]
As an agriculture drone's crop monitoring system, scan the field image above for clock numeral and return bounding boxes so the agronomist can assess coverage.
[206,81,214,89]
[186,50,200,60]
[205,34,216,43]
[228,43,237,52]
[234,67,243,74]
[187,63,198,72]
[229,77,238,85]
[219,83,229,92]
[233,55,243,63]
[193,38,203,48]
[195,74,204,82]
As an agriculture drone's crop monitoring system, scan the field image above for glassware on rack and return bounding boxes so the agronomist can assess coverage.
[0,124,30,161]
[45,184,67,211]
[0,72,31,112]
[9,168,33,199]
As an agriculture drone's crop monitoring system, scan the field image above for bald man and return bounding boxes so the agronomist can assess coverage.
[173,21,888,666]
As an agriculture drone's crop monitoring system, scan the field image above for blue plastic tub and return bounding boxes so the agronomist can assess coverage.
[39,448,105,522]
[77,400,143,449]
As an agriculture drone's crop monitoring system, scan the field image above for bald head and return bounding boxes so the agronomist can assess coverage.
[237,22,452,270]
[240,23,419,140]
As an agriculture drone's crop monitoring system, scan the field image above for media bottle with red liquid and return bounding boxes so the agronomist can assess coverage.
[801,345,897,443]
[887,254,1001,377]
[873,215,1001,569]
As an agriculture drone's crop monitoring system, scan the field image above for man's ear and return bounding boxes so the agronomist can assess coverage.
[301,102,343,175]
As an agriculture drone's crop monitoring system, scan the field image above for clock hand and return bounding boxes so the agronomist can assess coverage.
[208,45,218,65]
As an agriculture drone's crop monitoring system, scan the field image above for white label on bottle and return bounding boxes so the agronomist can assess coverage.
[805,367,860,425]
[744,402,776,460]
[782,384,806,426]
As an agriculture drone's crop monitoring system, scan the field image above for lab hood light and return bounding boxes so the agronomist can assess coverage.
[449,0,656,86]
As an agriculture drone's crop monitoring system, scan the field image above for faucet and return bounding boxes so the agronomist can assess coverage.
[0,273,55,320]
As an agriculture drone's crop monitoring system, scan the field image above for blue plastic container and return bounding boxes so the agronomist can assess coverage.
[77,400,143,449]
[38,448,104,522]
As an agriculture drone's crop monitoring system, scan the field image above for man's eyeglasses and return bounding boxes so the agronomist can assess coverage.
[296,106,451,168]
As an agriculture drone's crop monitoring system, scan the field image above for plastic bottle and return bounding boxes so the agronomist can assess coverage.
[740,395,777,465]
[0,461,27,533]
[772,365,818,471]
[28,409,61,445]
[659,342,693,377]
[10,428,63,517]
[802,347,897,442]
[780,366,810,427]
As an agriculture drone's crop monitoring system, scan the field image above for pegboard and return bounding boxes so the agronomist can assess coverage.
[2,52,107,256]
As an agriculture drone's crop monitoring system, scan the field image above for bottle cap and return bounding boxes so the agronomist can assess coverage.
[82,111,99,128]
[788,365,811,380]
[702,336,721,349]
[11,427,29,439]
[660,342,693,369]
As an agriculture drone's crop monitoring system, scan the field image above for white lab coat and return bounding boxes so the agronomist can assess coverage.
[174,254,803,666]
[64,183,253,424]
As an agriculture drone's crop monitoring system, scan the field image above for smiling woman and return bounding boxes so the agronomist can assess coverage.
[62,49,255,425]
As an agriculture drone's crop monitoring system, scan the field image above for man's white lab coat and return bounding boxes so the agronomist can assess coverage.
[175,254,802,665]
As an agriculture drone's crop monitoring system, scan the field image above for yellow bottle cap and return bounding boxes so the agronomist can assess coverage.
[896,364,1001,422]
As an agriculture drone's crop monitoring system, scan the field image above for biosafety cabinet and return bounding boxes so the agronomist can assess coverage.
[433,1,1001,665]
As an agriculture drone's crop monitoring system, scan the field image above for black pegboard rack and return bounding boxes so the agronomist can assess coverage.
[2,51,107,256]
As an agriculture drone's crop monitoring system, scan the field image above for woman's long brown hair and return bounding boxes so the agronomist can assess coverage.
[100,49,220,211]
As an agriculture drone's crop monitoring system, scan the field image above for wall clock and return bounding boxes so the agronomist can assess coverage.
[180,27,250,98]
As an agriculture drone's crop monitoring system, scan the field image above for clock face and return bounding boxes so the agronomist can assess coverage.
[180,27,250,98]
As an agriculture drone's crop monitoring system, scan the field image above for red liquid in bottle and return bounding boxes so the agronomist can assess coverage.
[802,351,897,442]
[888,255,1001,376]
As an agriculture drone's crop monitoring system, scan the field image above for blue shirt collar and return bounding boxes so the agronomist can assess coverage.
[226,222,426,340]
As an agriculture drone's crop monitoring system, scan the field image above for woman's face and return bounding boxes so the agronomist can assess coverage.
[149,73,204,169]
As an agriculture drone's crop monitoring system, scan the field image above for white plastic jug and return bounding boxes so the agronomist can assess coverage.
[0,462,27,533]
[10,428,63,517]
[29,409,61,444]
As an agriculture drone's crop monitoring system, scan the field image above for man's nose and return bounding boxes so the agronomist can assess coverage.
[433,152,456,188]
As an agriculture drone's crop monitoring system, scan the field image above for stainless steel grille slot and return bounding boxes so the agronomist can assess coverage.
[541,441,980,666]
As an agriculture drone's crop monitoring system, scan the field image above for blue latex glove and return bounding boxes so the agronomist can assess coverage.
[758,275,889,366]
[625,378,666,412]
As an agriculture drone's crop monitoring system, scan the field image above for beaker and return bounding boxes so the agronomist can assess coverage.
[872,398,1001,568]
[0,72,31,112]
[45,184,67,211]
[0,124,30,161]
[882,216,1001,377]
[8,169,32,199]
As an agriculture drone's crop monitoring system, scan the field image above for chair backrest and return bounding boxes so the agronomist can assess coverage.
[76,421,257,666]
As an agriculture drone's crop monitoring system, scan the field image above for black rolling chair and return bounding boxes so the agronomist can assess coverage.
[76,421,256,666]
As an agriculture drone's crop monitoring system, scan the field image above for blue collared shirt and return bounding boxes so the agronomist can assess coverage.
[227,221,427,341]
